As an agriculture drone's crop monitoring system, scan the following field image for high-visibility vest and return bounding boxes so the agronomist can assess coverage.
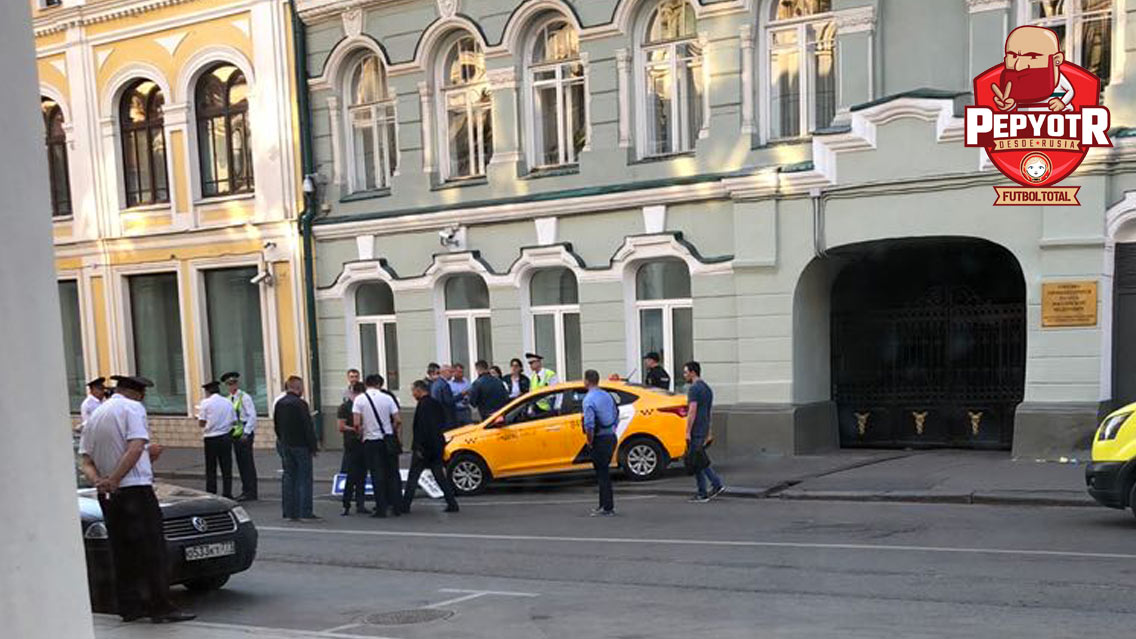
[230,393,246,438]
[532,368,557,411]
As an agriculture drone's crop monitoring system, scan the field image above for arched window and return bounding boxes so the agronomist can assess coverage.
[526,17,586,168]
[1025,0,1112,86]
[767,0,836,139]
[635,259,692,390]
[529,268,581,380]
[196,64,253,197]
[355,282,400,390]
[120,79,169,207]
[640,0,703,157]
[444,274,492,367]
[439,34,493,180]
[346,53,398,192]
[42,98,72,217]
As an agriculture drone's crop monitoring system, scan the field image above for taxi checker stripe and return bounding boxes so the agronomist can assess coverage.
[257,527,1136,562]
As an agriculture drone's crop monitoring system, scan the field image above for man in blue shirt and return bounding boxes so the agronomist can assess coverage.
[582,369,619,516]
[684,361,725,502]
[427,362,456,429]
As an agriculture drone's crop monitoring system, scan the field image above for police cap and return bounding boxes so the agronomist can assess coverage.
[110,375,154,392]
[524,352,543,362]
[202,381,221,393]
[220,371,241,383]
[643,352,661,362]
[86,376,106,388]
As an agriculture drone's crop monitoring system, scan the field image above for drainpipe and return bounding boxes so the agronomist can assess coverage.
[811,188,828,258]
[291,2,322,437]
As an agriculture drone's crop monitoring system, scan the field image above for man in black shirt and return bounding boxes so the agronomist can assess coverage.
[643,352,672,391]
[468,359,509,421]
[273,376,319,521]
[337,382,370,516]
[402,379,459,513]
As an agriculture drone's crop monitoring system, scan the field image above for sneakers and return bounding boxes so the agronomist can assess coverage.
[688,495,711,503]
[709,484,727,500]
[589,507,615,517]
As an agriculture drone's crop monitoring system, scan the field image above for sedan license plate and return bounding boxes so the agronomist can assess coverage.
[185,541,235,561]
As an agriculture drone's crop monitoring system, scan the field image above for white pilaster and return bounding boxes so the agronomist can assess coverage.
[739,24,755,136]
[616,48,631,149]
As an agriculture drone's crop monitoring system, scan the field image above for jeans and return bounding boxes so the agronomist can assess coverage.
[691,435,723,497]
[590,434,616,512]
[233,433,258,499]
[281,446,314,519]
[203,435,233,498]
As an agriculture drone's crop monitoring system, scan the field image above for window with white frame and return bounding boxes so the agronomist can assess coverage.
[640,0,703,157]
[527,17,586,168]
[635,259,692,391]
[356,282,400,390]
[346,53,398,192]
[203,266,268,411]
[444,274,493,368]
[58,280,84,413]
[127,272,187,414]
[767,0,837,139]
[1026,0,1112,86]
[529,268,582,381]
[439,34,493,180]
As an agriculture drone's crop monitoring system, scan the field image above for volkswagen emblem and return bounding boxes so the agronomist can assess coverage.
[190,516,209,533]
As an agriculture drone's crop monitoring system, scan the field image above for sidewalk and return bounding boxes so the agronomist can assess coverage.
[153,447,1094,507]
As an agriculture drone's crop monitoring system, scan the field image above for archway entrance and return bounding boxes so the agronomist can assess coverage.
[829,238,1025,449]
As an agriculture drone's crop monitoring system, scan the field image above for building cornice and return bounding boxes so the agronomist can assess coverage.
[34,0,204,36]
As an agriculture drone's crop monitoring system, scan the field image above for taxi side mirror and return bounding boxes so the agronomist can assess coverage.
[491,415,506,428]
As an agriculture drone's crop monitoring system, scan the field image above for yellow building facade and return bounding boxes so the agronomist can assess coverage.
[34,0,307,448]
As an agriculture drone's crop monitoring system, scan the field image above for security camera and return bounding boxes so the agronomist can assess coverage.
[438,226,461,248]
[263,241,276,250]
[249,271,273,286]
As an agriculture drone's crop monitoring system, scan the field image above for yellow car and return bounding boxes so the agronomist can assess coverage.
[443,380,689,495]
[1086,402,1136,516]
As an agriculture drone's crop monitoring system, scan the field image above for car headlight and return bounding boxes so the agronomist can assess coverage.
[231,506,252,524]
[1098,413,1131,441]
[83,522,108,539]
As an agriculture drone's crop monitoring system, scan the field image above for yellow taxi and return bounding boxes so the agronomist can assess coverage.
[1086,401,1136,517]
[443,380,689,495]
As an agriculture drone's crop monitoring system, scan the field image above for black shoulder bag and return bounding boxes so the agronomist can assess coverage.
[364,391,403,455]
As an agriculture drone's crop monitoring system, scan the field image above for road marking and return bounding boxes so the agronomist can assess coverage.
[258,526,1136,562]
[95,614,397,639]
[457,494,657,507]
[429,588,541,608]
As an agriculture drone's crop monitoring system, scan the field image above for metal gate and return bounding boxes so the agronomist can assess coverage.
[832,284,1025,449]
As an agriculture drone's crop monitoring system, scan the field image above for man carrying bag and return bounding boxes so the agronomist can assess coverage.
[353,374,403,518]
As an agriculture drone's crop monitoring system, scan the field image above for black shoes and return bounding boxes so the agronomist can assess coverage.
[356,506,373,515]
[151,610,196,624]
[236,494,257,502]
[444,504,460,513]
[341,507,351,517]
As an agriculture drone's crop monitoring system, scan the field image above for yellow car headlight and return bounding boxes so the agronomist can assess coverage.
[1098,413,1131,441]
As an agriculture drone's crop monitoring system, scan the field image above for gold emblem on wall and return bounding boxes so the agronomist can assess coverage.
[968,411,984,436]
[854,412,871,436]
[912,411,928,436]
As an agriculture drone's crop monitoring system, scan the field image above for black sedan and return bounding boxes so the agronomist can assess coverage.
[79,482,258,612]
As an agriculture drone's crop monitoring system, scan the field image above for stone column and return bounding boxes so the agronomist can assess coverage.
[487,66,521,181]
[739,24,756,137]
[0,2,96,638]
[615,48,632,148]
[833,5,877,124]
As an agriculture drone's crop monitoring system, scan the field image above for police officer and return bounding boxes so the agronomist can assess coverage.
[526,352,559,415]
[221,371,258,501]
[78,376,106,433]
[78,375,195,624]
[198,380,237,498]
[643,352,672,391]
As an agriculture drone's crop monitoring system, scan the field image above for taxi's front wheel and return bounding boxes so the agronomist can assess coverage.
[448,453,490,496]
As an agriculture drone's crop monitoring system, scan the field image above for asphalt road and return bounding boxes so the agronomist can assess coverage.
[155,479,1136,638]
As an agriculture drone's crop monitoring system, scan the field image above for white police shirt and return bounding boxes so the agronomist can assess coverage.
[78,394,153,488]
[198,393,237,439]
[79,393,102,433]
[352,388,398,441]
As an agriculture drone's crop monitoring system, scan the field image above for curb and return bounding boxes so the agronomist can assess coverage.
[777,489,1094,508]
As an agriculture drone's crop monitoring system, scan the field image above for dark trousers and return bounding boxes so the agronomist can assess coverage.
[590,434,617,512]
[341,439,367,509]
[402,452,458,511]
[233,433,258,499]
[203,435,233,498]
[98,486,174,619]
[364,439,401,515]
[280,446,314,519]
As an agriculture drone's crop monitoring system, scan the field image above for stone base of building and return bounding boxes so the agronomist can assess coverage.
[1011,402,1104,460]
[146,416,278,450]
[710,402,840,459]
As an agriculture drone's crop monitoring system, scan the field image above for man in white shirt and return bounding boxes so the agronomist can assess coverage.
[353,373,402,518]
[222,371,259,501]
[78,376,106,434]
[78,375,194,624]
[198,380,237,498]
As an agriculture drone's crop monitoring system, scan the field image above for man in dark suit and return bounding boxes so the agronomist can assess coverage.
[402,379,460,513]
[468,359,510,421]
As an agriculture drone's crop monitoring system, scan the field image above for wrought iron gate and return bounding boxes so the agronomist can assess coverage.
[832,284,1025,449]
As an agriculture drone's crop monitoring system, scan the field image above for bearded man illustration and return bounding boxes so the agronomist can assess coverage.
[992,25,1074,113]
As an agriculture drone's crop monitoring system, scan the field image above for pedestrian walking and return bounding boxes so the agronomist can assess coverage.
[198,380,236,498]
[506,358,530,399]
[78,376,106,434]
[402,379,460,514]
[642,352,672,391]
[78,375,195,624]
[221,371,258,501]
[343,368,361,403]
[469,359,510,421]
[527,352,560,414]
[582,370,619,517]
[337,381,370,516]
[449,363,473,425]
[274,376,320,521]
[683,361,726,502]
[354,374,403,517]
[427,362,457,429]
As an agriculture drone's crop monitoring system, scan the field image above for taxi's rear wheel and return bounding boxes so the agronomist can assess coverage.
[448,453,490,496]
[620,437,666,481]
